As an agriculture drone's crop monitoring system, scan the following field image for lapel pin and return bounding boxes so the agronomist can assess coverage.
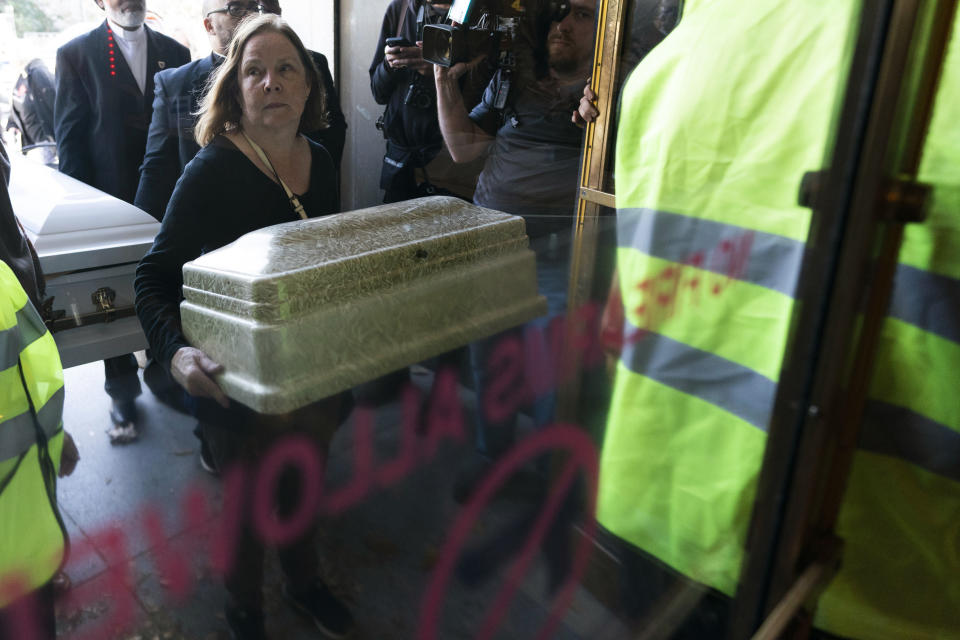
[158,61,166,70]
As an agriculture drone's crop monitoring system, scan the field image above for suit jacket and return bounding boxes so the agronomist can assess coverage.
[54,21,191,205]
[134,50,347,221]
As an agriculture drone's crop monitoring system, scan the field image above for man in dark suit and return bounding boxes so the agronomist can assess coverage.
[134,0,348,220]
[54,0,191,443]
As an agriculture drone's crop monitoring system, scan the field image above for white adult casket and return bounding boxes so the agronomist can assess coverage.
[8,153,160,368]
[181,196,547,414]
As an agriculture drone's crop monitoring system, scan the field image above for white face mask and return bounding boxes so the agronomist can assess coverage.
[104,2,146,29]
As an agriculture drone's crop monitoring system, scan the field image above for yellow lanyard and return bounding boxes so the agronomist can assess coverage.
[241,131,308,221]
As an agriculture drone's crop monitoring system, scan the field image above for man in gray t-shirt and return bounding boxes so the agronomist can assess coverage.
[435,0,597,237]
[467,71,584,238]
[433,0,598,498]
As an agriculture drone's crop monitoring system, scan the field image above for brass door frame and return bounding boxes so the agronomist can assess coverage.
[732,0,957,635]
[556,0,627,422]
[558,0,957,636]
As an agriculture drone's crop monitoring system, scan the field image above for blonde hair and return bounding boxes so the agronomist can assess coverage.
[194,14,328,146]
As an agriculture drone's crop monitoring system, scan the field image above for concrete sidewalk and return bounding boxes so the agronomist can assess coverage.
[52,362,629,639]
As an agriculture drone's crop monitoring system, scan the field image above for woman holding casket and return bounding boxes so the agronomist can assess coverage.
[134,14,355,639]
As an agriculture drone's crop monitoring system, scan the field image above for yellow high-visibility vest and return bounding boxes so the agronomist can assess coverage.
[600,1,960,637]
[0,260,65,606]
[814,15,960,638]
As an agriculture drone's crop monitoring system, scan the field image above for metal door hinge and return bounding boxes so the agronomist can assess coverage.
[798,170,828,209]
[877,175,930,223]
[799,170,930,224]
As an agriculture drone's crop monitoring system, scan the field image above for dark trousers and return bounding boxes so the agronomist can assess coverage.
[201,396,343,609]
[103,353,141,403]
[143,357,190,415]
[469,231,571,458]
[0,582,55,640]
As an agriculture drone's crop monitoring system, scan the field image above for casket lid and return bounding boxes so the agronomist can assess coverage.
[183,196,528,322]
[8,153,160,273]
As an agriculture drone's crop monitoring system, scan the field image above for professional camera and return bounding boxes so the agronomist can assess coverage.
[422,0,570,81]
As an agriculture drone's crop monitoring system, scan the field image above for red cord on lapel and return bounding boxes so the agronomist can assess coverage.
[107,26,117,76]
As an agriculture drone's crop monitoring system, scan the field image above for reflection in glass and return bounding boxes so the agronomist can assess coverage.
[596,0,863,636]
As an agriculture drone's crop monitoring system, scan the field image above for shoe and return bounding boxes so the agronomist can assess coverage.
[283,580,355,639]
[225,603,268,640]
[107,399,138,444]
[198,432,219,475]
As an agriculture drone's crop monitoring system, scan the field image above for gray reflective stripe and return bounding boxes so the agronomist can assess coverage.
[0,386,64,463]
[620,320,777,430]
[0,304,48,371]
[617,207,806,296]
[620,321,960,481]
[17,304,46,346]
[860,400,960,483]
[0,327,18,372]
[889,264,960,344]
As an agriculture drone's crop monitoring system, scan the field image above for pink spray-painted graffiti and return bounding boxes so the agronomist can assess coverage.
[601,231,756,350]
[419,424,598,640]
[1,305,606,639]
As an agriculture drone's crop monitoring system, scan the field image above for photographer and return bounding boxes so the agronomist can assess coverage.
[433,0,597,498]
[371,0,480,202]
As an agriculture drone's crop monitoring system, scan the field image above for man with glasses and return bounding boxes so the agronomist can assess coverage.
[54,0,191,444]
[134,0,347,221]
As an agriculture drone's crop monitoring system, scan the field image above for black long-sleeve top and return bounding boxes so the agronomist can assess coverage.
[134,136,339,373]
[369,0,444,156]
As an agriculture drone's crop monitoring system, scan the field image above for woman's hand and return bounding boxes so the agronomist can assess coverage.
[171,347,229,408]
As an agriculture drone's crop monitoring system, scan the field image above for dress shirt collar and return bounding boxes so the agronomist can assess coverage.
[108,20,146,43]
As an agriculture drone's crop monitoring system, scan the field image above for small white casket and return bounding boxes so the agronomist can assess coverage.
[181,196,547,415]
[9,154,160,368]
